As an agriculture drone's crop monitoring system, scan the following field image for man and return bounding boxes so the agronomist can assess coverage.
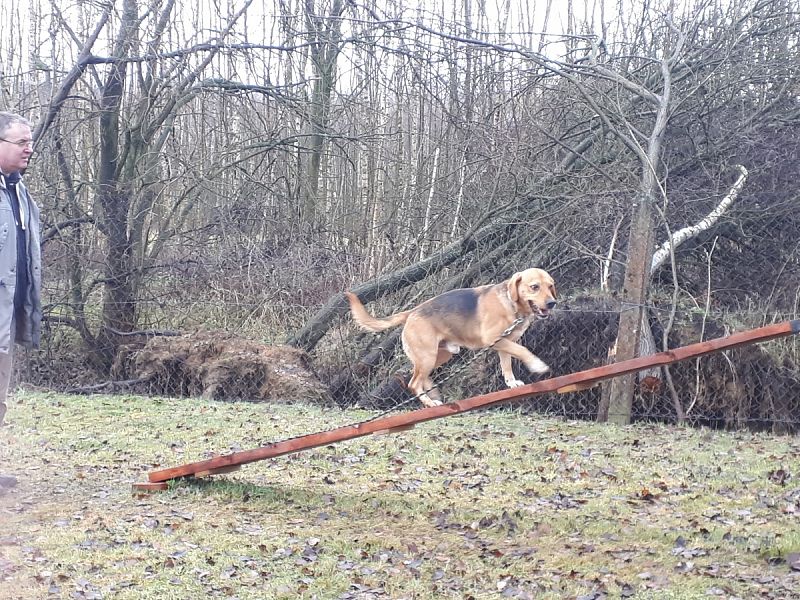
[0,112,42,489]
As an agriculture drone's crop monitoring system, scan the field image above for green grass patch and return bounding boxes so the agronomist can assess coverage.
[1,393,798,599]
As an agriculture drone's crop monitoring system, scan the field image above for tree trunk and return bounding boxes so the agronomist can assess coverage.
[302,0,344,227]
[600,24,683,424]
[94,0,138,368]
[602,193,657,424]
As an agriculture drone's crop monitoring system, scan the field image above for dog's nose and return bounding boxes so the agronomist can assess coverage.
[546,299,557,310]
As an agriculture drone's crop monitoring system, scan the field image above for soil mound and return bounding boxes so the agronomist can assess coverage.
[114,331,328,403]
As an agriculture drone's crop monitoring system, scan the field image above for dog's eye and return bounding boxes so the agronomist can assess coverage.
[530,284,540,291]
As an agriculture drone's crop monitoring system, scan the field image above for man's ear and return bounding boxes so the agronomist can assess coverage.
[507,272,522,303]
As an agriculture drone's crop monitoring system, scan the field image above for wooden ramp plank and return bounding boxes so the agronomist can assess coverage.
[132,482,169,492]
[557,381,600,394]
[193,465,241,478]
[372,424,416,436]
[147,320,799,484]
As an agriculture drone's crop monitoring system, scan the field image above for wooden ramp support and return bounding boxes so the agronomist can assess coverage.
[135,320,799,489]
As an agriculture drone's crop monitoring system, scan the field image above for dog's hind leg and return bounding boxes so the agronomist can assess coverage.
[402,346,452,407]
[435,347,454,368]
[408,365,442,407]
[404,342,445,407]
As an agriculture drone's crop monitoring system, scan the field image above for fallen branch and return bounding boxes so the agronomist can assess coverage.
[64,376,154,395]
[638,164,748,420]
[650,164,748,273]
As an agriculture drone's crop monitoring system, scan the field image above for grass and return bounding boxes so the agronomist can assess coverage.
[1,392,798,599]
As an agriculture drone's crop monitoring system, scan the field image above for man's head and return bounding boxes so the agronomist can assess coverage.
[0,112,33,175]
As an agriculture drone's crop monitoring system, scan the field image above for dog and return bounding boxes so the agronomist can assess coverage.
[345,268,557,407]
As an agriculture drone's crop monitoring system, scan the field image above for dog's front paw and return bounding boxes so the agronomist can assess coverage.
[504,378,525,388]
[420,394,443,408]
[526,358,550,374]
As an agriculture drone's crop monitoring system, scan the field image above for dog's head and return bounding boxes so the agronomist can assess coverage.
[507,268,557,319]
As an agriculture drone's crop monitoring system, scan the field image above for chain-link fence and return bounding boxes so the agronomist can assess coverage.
[5,0,800,442]
[18,284,799,435]
[309,295,800,433]
[15,154,800,435]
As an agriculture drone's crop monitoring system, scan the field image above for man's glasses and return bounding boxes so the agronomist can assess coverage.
[0,137,34,148]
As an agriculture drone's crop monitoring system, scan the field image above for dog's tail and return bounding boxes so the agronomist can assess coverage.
[344,292,411,332]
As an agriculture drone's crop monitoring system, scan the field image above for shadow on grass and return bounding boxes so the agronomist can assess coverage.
[169,475,430,518]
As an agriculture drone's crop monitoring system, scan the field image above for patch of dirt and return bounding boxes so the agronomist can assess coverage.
[113,331,330,404]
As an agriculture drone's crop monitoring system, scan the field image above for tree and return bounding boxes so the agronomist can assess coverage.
[3,0,798,414]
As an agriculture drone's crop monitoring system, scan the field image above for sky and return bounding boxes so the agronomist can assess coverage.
[1,0,617,74]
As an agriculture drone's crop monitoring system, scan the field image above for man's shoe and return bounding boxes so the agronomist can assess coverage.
[0,474,17,488]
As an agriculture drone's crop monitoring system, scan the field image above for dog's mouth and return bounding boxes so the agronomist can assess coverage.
[528,301,552,319]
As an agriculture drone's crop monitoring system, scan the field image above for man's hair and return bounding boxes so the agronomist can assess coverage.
[0,112,31,137]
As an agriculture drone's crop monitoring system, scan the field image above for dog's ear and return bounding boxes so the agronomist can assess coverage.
[550,283,557,299]
[507,272,523,303]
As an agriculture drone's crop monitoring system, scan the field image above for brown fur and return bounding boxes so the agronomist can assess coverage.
[345,268,557,407]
